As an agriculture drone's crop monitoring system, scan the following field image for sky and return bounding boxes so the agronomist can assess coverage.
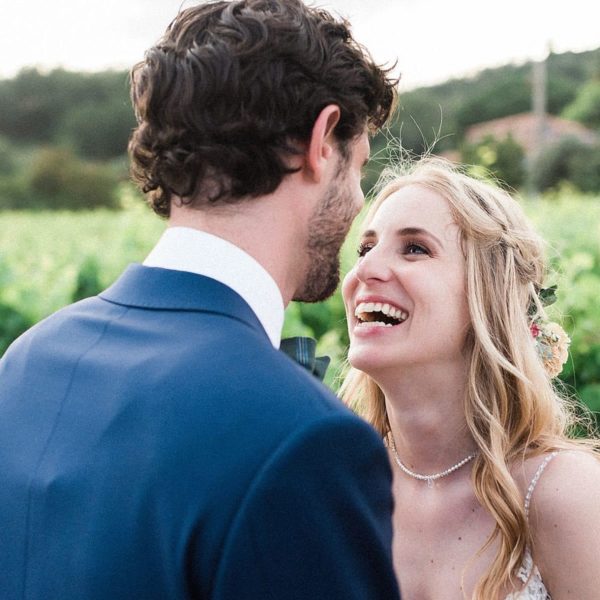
[2,0,600,89]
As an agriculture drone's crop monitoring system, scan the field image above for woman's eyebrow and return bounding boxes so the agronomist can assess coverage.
[361,226,443,246]
[396,227,443,246]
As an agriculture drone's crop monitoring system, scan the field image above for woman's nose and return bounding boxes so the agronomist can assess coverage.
[355,246,392,283]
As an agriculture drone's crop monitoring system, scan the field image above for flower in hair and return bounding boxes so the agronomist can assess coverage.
[530,319,570,378]
[528,285,570,378]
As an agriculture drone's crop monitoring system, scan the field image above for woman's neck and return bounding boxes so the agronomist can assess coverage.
[379,361,477,475]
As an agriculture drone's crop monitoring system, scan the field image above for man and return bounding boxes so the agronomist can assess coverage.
[0,1,400,598]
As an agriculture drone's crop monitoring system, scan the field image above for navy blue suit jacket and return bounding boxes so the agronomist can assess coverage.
[0,265,400,599]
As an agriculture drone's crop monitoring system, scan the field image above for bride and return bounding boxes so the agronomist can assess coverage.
[341,158,600,599]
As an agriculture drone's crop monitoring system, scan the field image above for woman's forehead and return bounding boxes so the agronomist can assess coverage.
[367,184,455,231]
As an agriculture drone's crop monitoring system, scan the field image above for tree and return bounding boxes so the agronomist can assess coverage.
[61,98,136,160]
[461,134,526,190]
[0,135,16,175]
[530,137,600,193]
[0,68,133,153]
[569,144,600,193]
[0,68,60,142]
[28,147,120,210]
[562,80,600,129]
[454,66,532,131]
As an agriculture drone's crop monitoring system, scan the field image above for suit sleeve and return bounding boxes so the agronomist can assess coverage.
[210,414,401,600]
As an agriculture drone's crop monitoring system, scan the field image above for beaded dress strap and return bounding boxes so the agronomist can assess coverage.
[524,451,559,518]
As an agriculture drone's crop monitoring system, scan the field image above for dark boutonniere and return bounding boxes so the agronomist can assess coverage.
[280,336,330,382]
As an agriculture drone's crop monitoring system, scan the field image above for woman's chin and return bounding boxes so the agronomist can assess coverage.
[348,347,385,376]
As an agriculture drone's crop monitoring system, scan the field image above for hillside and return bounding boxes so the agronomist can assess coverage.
[0,46,599,206]
[372,46,600,157]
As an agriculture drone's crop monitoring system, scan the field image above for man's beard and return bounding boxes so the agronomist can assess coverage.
[293,173,356,303]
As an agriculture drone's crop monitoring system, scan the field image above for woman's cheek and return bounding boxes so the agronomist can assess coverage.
[341,268,358,308]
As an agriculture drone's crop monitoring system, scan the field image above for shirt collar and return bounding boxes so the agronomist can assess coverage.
[143,227,284,347]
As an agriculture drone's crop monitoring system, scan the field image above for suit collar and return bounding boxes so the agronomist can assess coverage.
[100,264,268,341]
[143,228,284,347]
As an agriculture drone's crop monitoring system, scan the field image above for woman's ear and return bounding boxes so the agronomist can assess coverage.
[304,104,341,183]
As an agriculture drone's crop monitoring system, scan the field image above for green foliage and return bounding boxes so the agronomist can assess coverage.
[0,135,16,175]
[581,385,600,413]
[454,65,532,131]
[530,137,581,191]
[0,258,34,354]
[0,68,134,156]
[61,98,136,160]
[547,49,600,108]
[0,137,31,209]
[562,79,600,129]
[530,138,600,193]
[72,256,104,302]
[0,69,134,206]
[0,302,32,356]
[526,193,600,414]
[0,175,29,210]
[461,134,526,189]
[0,68,60,142]
[0,206,163,325]
[28,147,120,209]
[569,145,600,193]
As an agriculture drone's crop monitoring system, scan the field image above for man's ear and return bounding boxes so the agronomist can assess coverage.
[304,104,341,183]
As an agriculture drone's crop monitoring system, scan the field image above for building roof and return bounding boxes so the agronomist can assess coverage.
[465,112,598,155]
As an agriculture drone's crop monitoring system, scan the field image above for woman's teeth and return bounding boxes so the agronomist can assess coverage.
[354,302,408,326]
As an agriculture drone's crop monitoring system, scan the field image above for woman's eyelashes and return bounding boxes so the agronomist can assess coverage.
[404,240,430,255]
[357,241,375,257]
[357,239,431,258]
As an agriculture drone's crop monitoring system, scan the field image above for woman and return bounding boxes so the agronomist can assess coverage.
[341,158,600,599]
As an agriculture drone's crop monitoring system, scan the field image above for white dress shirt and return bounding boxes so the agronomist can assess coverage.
[143,227,284,348]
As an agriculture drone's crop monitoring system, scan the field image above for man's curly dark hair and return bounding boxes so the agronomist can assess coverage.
[129,0,397,217]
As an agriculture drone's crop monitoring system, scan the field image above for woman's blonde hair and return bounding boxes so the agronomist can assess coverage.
[340,157,597,599]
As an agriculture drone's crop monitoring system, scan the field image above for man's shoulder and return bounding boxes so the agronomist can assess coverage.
[1,287,362,457]
[0,295,115,361]
[171,330,350,422]
[152,326,366,457]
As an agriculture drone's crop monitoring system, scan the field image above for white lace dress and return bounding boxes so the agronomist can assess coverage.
[505,452,558,600]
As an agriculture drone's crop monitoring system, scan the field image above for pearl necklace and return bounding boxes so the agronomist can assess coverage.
[388,432,476,488]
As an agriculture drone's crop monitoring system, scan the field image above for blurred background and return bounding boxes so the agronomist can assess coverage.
[1,0,599,419]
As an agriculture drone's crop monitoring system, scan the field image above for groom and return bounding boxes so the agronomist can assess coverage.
[0,1,400,598]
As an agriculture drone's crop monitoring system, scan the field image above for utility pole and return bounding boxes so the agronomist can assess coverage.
[528,46,549,198]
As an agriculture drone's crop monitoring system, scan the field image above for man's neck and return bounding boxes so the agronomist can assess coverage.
[167,190,310,306]
[144,227,285,347]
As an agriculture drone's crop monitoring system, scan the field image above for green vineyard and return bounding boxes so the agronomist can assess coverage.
[1,191,599,414]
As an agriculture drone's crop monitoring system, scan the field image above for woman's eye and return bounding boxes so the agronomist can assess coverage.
[405,242,429,255]
[357,242,374,257]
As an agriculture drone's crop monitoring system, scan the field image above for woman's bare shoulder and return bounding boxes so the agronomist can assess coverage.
[512,448,600,506]
[530,450,600,516]
[525,450,600,597]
